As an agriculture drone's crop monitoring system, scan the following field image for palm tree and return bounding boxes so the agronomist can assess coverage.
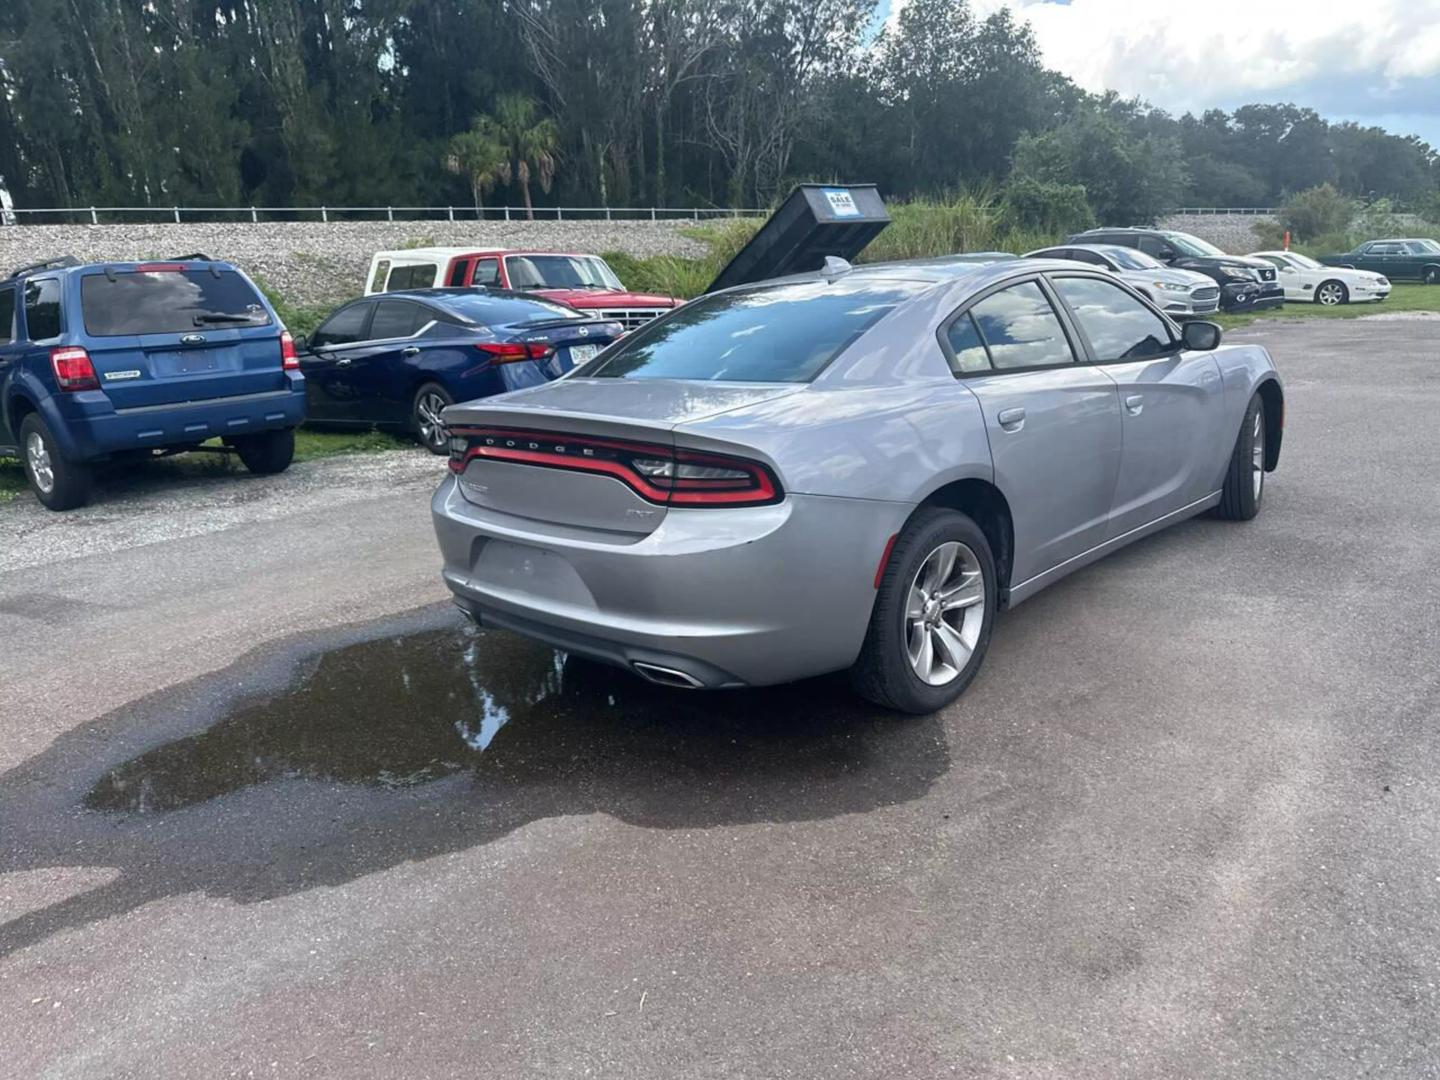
[443,129,507,215]
[479,95,559,221]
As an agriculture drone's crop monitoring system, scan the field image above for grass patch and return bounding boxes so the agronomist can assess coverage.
[0,457,25,503]
[1215,283,1440,329]
[293,427,413,461]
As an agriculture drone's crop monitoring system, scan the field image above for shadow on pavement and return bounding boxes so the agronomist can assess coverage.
[1,609,948,958]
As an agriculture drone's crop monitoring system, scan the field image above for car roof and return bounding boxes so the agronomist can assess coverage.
[372,247,509,261]
[6,256,242,280]
[752,257,1099,296]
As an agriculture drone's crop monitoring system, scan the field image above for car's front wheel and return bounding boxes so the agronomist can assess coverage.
[20,413,92,511]
[851,508,997,714]
[412,382,454,455]
[1216,394,1265,521]
[1315,280,1348,306]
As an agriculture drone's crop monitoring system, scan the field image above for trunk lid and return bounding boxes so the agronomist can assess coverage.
[444,379,799,536]
[79,266,286,409]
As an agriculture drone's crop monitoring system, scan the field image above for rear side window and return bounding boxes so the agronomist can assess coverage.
[473,258,500,286]
[944,313,991,374]
[23,279,63,340]
[370,260,391,292]
[585,278,928,383]
[385,264,438,291]
[0,287,15,343]
[369,300,423,340]
[80,270,270,336]
[312,303,371,347]
[1052,276,1173,362]
[966,281,1076,371]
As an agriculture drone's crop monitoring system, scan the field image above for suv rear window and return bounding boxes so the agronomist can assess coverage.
[81,269,270,336]
[584,277,928,383]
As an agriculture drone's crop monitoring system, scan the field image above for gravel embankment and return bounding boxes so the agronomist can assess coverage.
[0,220,712,308]
[1158,213,1277,251]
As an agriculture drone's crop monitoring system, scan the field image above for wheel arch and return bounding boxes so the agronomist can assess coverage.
[1422,263,1440,282]
[1255,377,1284,470]
[5,388,39,444]
[912,477,1015,600]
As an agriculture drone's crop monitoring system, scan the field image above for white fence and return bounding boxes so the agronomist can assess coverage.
[0,204,768,226]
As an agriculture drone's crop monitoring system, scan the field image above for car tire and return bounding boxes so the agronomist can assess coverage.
[1424,266,1440,285]
[20,412,92,511]
[412,382,454,455]
[1216,394,1265,521]
[850,508,997,715]
[1315,280,1347,306]
[232,428,295,475]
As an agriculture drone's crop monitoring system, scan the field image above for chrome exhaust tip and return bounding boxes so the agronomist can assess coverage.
[631,661,704,689]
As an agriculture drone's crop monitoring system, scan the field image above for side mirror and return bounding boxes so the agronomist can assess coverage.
[292,334,309,352]
[1157,248,1178,263]
[1181,320,1222,352]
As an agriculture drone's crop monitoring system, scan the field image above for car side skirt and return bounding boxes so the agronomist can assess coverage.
[1005,491,1223,608]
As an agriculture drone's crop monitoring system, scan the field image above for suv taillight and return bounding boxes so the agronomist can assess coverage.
[447,427,781,507]
[50,346,100,392]
[280,331,300,371]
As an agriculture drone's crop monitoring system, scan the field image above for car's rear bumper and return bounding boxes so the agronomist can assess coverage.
[431,474,906,688]
[50,377,306,459]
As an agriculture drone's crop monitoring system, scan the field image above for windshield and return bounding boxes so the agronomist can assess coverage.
[1108,247,1162,271]
[81,269,270,336]
[1288,253,1323,269]
[582,277,929,383]
[506,254,625,291]
[1407,239,1440,253]
[1163,231,1226,258]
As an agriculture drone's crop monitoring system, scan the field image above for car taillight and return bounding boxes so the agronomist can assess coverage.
[50,346,100,392]
[447,427,781,507]
[474,342,554,364]
[280,330,300,371]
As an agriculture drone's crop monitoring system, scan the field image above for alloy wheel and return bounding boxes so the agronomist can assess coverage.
[416,392,448,450]
[904,541,985,687]
[1251,407,1265,501]
[1317,283,1344,305]
[25,430,55,494]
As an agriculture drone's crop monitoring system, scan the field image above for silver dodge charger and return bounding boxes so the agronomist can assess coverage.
[432,258,1283,713]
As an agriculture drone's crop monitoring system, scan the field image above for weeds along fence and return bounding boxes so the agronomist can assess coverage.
[0,205,768,226]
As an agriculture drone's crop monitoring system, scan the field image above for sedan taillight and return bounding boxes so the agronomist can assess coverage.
[474,342,554,363]
[447,427,781,507]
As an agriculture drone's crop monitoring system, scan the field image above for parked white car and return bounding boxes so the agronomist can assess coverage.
[1024,244,1222,318]
[1248,251,1390,306]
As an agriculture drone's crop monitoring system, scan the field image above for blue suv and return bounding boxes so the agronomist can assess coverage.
[0,255,305,510]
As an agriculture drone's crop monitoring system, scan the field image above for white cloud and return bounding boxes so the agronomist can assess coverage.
[885,0,1440,137]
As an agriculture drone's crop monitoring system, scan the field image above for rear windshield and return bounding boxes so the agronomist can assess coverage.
[81,269,270,336]
[437,292,584,326]
[583,277,928,382]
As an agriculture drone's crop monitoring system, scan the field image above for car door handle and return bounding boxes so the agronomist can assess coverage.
[401,346,421,356]
[335,356,352,367]
[997,407,1026,430]
[1124,394,1144,414]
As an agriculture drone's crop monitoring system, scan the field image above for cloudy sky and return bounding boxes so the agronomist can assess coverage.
[876,0,1440,146]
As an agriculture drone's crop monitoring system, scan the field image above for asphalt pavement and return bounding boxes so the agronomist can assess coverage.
[3,316,1439,1078]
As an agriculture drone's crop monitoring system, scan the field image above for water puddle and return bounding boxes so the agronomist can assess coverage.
[84,622,941,816]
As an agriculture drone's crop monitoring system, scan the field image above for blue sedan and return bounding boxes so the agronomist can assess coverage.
[296,289,624,453]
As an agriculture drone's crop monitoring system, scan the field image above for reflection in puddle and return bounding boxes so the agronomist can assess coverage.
[84,624,903,815]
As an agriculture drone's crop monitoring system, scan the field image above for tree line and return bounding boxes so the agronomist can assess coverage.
[2,0,1437,223]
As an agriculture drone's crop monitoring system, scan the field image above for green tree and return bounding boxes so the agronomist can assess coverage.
[479,94,560,219]
[1010,107,1186,225]
[1278,183,1354,242]
[444,128,507,213]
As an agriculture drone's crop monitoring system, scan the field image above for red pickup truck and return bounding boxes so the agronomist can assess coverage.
[365,247,681,330]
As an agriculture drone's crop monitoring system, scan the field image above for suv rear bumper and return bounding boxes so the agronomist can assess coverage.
[47,377,305,460]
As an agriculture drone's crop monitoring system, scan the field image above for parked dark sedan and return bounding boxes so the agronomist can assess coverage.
[1320,238,1440,284]
[296,289,623,452]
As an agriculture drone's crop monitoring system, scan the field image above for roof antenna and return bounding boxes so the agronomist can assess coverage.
[821,255,853,279]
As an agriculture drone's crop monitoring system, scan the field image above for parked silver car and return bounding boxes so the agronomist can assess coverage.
[432,260,1283,713]
[1025,244,1222,317]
